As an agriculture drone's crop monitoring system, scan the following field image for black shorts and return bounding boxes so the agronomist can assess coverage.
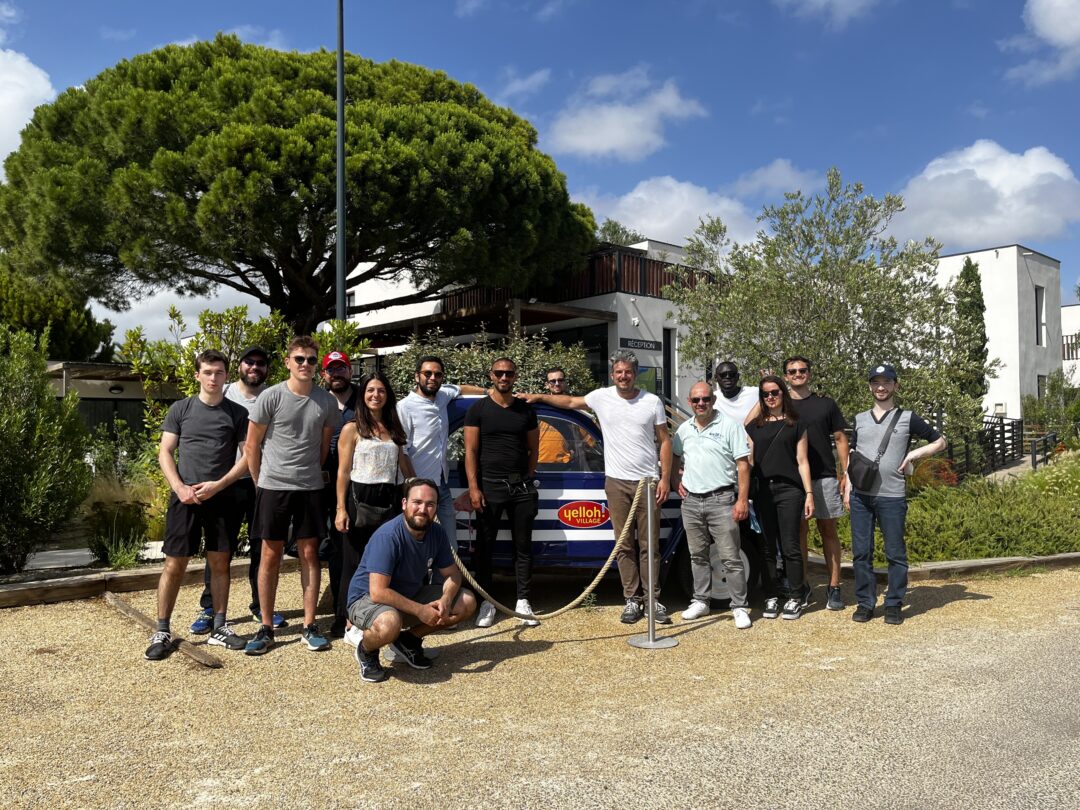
[163,487,243,558]
[251,488,325,543]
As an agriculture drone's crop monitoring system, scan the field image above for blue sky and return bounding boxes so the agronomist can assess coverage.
[2,0,1079,338]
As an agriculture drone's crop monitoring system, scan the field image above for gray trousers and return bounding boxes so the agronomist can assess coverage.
[680,489,747,609]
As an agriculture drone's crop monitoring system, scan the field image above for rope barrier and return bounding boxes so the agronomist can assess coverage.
[447,477,652,621]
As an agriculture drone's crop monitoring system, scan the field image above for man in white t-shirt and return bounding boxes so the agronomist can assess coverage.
[519,350,673,625]
[713,361,760,426]
[396,355,485,548]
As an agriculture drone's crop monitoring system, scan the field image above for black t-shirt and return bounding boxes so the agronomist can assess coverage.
[464,396,538,480]
[745,419,806,487]
[161,396,248,485]
[790,394,849,480]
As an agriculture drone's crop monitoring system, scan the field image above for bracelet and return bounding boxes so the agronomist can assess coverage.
[805,491,813,495]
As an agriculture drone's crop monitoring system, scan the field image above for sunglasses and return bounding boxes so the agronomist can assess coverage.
[785,367,809,375]
[242,358,267,367]
[546,378,566,385]
[492,369,517,378]
[761,389,783,399]
[716,371,738,380]
[292,355,319,366]
[690,396,713,404]
[419,370,445,379]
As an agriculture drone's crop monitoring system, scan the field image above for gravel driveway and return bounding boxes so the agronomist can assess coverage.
[2,567,1078,809]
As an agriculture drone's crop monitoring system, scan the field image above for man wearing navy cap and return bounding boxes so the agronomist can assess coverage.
[844,364,945,625]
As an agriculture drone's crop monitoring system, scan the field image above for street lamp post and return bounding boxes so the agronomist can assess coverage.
[335,0,347,321]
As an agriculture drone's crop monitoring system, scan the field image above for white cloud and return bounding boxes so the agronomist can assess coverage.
[536,0,569,21]
[0,2,17,46]
[1004,0,1080,85]
[496,67,551,104]
[95,287,271,343]
[227,25,288,51]
[749,96,792,125]
[99,25,136,42]
[0,48,56,180]
[727,159,823,198]
[893,139,1080,246]
[576,176,758,246]
[547,66,706,161]
[964,100,990,119]
[455,0,487,17]
[772,0,881,29]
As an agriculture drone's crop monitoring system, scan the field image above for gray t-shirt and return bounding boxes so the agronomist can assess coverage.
[224,381,265,480]
[250,381,340,491]
[161,396,248,485]
[850,408,941,497]
[397,384,461,483]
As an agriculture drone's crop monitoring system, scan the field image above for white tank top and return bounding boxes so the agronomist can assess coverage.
[349,435,400,484]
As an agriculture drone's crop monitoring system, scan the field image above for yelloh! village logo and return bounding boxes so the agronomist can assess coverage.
[557,501,611,529]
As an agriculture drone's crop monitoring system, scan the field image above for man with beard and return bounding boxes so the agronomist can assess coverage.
[320,350,360,636]
[465,357,541,628]
[189,346,284,634]
[346,479,477,683]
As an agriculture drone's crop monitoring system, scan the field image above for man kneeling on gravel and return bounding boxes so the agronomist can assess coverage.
[345,478,477,683]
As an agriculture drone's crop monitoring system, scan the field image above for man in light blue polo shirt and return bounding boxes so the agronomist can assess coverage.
[672,381,752,628]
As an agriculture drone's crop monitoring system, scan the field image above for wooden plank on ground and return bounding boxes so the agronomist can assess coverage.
[0,573,105,609]
[103,591,223,669]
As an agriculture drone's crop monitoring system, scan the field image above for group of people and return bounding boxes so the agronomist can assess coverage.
[145,337,945,683]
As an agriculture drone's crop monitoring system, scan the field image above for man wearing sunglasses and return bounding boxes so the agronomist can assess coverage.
[397,355,485,548]
[243,335,342,655]
[671,382,752,628]
[713,361,761,427]
[189,345,284,635]
[783,356,849,612]
[464,357,541,628]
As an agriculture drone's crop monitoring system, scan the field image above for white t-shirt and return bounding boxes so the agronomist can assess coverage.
[713,386,758,427]
[396,384,461,483]
[583,386,666,480]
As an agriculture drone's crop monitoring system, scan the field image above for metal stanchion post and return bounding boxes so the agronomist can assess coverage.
[628,477,677,650]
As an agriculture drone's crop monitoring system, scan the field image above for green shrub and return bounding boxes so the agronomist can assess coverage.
[85,500,149,569]
[0,326,94,573]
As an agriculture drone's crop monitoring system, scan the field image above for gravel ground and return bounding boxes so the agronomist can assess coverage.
[2,567,1078,809]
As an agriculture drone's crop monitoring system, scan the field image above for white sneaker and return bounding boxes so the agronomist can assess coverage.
[682,600,710,621]
[516,599,540,626]
[343,625,363,648]
[476,600,496,627]
[733,607,752,630]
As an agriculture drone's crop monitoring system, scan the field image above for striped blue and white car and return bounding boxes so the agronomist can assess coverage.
[445,398,757,602]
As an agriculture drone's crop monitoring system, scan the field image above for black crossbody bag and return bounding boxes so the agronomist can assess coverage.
[847,408,903,491]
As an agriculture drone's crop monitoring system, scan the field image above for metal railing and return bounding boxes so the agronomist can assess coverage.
[1031,432,1059,469]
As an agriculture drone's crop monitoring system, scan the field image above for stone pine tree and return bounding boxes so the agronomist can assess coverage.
[0,35,595,333]
[953,256,991,404]
[596,218,645,246]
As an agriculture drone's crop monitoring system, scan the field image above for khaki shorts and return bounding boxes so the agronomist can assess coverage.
[811,477,845,520]
[348,583,470,630]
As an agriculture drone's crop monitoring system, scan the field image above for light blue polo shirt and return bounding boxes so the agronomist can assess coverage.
[673,411,750,492]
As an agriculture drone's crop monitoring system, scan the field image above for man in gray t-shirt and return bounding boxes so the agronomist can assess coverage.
[844,364,945,626]
[243,336,341,656]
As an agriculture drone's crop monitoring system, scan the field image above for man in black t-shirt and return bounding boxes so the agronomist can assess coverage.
[784,356,850,611]
[464,357,540,628]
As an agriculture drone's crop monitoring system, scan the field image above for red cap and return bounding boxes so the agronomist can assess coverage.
[322,351,351,370]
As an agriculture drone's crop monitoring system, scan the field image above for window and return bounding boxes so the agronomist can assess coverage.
[537,416,603,472]
[1034,285,1045,346]
[1037,375,1047,399]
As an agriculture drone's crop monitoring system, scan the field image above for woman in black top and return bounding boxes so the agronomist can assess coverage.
[745,375,814,620]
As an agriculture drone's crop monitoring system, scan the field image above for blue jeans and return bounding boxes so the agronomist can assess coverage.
[849,492,908,608]
[680,489,747,608]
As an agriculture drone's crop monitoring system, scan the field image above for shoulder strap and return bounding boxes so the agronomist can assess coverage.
[872,408,903,462]
[757,423,787,468]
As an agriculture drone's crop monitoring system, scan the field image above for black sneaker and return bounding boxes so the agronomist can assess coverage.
[781,598,802,620]
[244,625,275,655]
[884,606,903,625]
[852,605,874,623]
[799,582,812,608]
[144,630,174,661]
[207,624,246,651]
[826,586,844,611]
[762,597,781,619]
[388,632,433,670]
[651,601,673,625]
[620,599,643,624]
[355,643,388,683]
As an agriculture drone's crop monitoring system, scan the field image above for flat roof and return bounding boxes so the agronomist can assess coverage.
[937,244,1060,263]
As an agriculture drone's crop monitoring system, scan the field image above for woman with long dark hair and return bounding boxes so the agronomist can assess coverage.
[745,375,814,621]
[334,372,415,630]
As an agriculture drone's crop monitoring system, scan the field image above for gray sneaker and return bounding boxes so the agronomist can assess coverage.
[826,586,844,611]
[651,601,673,625]
[620,599,643,624]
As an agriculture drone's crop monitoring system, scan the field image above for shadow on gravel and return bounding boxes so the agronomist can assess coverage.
[387,634,555,683]
[903,582,992,619]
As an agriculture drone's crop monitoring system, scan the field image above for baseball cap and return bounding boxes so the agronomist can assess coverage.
[868,364,898,382]
[239,345,269,362]
[322,351,351,370]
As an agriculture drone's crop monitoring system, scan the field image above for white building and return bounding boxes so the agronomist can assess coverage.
[1062,303,1080,382]
[935,245,1062,419]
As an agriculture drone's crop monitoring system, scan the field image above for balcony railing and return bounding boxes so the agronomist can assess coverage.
[1063,333,1080,361]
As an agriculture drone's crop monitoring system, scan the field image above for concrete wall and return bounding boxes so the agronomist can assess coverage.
[936,245,1062,418]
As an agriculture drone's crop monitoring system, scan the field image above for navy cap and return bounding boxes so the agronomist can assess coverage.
[239,345,269,362]
[868,364,898,382]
